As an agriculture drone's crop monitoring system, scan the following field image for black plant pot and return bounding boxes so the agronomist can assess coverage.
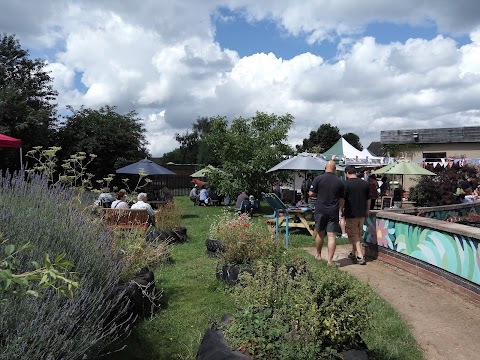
[172,226,188,243]
[205,238,225,257]
[215,262,254,285]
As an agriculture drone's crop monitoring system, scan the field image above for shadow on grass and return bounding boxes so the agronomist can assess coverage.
[181,214,200,219]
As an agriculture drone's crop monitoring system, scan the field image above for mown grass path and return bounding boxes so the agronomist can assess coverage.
[106,196,423,360]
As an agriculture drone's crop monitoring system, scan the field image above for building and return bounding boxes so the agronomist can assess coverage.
[381,126,480,162]
[380,126,480,191]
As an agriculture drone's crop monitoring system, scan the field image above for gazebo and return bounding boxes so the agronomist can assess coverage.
[0,133,23,169]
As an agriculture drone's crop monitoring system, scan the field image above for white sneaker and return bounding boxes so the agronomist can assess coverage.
[341,233,348,238]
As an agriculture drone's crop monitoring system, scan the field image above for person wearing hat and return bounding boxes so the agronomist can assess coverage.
[189,184,199,205]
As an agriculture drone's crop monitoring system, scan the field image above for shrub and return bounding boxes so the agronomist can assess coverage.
[223,264,371,359]
[0,173,133,359]
[410,165,478,207]
[209,211,277,265]
[113,229,170,281]
[154,202,183,231]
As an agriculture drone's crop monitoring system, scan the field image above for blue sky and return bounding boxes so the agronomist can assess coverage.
[214,8,338,60]
[1,0,480,156]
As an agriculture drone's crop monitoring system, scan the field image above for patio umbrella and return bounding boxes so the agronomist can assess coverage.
[373,161,435,201]
[116,159,176,175]
[266,153,339,200]
[373,161,436,177]
[266,153,328,173]
[190,165,219,178]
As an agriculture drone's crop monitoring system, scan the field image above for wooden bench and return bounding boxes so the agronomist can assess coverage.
[103,209,150,231]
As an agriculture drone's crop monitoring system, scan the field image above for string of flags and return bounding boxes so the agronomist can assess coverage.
[418,158,480,168]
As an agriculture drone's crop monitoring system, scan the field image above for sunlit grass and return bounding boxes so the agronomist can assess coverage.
[106,196,423,360]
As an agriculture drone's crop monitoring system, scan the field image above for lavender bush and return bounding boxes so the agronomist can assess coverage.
[0,172,133,360]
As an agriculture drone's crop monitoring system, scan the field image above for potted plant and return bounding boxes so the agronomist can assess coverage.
[207,210,281,284]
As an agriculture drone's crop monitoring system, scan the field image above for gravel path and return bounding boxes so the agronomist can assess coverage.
[305,245,480,360]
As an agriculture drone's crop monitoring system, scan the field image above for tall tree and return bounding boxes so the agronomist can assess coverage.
[172,116,217,164]
[56,105,149,181]
[204,112,294,198]
[342,132,363,150]
[296,123,341,153]
[0,34,58,170]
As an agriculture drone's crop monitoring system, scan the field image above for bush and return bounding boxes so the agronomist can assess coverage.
[0,173,133,359]
[209,211,278,266]
[154,202,183,231]
[114,229,170,281]
[222,264,371,359]
[410,165,478,207]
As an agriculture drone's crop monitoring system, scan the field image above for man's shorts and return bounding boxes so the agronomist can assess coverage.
[345,217,365,241]
[315,213,339,233]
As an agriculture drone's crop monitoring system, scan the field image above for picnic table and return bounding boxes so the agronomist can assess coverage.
[262,193,316,247]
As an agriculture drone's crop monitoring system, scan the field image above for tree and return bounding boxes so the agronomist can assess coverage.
[204,112,294,198]
[342,132,363,150]
[171,116,218,165]
[296,124,341,153]
[0,34,58,170]
[56,105,149,182]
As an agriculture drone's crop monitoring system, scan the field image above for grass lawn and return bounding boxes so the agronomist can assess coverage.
[105,196,423,360]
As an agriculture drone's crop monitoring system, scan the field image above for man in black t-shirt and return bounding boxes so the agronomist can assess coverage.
[342,166,371,265]
[309,160,345,266]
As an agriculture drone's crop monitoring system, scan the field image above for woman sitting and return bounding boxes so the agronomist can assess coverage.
[111,190,130,209]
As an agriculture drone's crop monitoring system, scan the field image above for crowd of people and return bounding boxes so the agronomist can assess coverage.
[95,186,177,226]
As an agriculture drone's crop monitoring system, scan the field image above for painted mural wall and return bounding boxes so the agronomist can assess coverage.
[363,205,480,285]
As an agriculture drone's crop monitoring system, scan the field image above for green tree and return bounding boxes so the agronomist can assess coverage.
[296,123,341,153]
[56,105,149,181]
[204,112,294,198]
[0,34,58,170]
[342,132,363,150]
[171,116,217,165]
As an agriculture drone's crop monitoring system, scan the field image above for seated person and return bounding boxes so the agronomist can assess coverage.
[235,191,249,209]
[199,185,209,206]
[98,187,115,207]
[235,191,249,213]
[131,192,155,224]
[111,191,130,209]
[162,187,174,203]
[209,187,221,204]
[296,197,308,206]
[474,185,480,197]
[189,184,199,205]
[247,195,259,214]
[151,188,163,201]
[463,188,477,203]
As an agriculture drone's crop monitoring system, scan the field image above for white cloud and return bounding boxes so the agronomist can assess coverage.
[1,0,480,156]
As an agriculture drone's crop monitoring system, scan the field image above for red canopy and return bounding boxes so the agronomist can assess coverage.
[0,134,22,148]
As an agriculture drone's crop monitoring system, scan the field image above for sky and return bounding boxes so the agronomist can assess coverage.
[1,0,480,157]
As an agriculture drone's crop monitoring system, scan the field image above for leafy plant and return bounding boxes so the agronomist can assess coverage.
[223,263,372,359]
[209,211,277,265]
[410,165,478,206]
[0,239,79,299]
